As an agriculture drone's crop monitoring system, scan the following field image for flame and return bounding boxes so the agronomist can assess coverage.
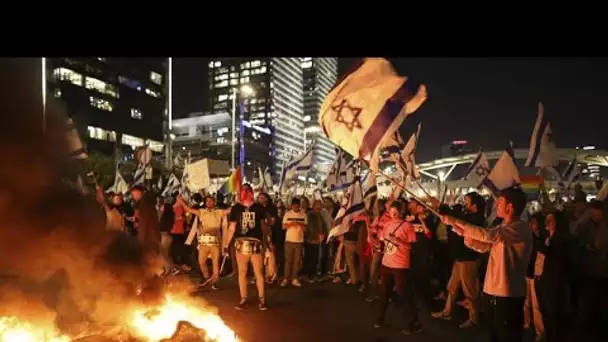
[0,317,70,342]
[129,295,239,342]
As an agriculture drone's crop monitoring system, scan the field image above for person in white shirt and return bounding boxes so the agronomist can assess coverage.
[441,187,532,342]
[281,197,308,287]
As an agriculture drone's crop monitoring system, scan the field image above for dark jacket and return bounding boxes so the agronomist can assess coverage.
[526,230,547,278]
[159,203,174,233]
[537,230,570,283]
[448,210,485,261]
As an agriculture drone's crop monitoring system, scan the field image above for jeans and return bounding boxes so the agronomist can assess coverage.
[304,243,320,278]
[159,232,174,274]
[284,242,303,280]
[376,266,418,328]
[483,293,525,342]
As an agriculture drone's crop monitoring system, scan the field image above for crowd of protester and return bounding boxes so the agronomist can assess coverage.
[95,182,608,342]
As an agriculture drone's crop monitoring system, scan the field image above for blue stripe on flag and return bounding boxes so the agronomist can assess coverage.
[359,80,423,159]
[529,117,550,167]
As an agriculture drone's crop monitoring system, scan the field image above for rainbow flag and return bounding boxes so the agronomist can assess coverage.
[227,167,242,194]
[520,175,543,199]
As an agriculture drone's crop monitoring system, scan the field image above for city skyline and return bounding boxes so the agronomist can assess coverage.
[174,57,608,163]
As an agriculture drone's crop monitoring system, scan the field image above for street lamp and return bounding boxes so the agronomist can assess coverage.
[231,84,255,170]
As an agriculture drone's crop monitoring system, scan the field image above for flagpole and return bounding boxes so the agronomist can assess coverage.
[377,170,441,217]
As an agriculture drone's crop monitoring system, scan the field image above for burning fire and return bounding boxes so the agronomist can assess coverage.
[129,294,239,342]
[0,317,70,342]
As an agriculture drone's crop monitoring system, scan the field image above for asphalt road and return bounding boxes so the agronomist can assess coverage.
[194,276,493,342]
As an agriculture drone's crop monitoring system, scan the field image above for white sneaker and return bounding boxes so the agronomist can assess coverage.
[291,279,302,287]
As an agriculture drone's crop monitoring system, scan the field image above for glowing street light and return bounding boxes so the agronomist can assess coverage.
[231,84,256,170]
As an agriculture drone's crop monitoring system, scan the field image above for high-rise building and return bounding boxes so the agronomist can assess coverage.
[171,111,232,162]
[45,57,168,156]
[208,58,304,178]
[301,57,338,178]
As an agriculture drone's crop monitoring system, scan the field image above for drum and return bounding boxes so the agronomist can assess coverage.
[235,238,263,255]
[198,234,219,246]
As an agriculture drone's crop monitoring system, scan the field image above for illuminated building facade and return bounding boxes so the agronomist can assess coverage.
[302,57,338,179]
[45,57,167,156]
[208,58,304,178]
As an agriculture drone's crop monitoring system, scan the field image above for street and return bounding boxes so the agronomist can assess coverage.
[194,276,490,342]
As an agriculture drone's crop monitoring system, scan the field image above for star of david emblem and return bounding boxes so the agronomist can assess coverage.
[476,166,489,177]
[331,99,363,132]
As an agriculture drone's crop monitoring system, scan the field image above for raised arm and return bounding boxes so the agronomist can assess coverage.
[177,196,199,215]
[443,216,501,244]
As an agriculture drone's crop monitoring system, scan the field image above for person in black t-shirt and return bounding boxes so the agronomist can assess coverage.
[223,183,271,311]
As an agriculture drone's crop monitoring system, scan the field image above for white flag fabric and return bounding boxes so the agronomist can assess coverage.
[482,144,520,195]
[107,169,129,195]
[162,173,180,197]
[362,170,377,211]
[525,102,557,168]
[282,146,313,186]
[319,58,427,165]
[327,178,365,241]
[66,118,87,159]
[464,150,491,186]
[133,146,152,186]
[398,123,422,179]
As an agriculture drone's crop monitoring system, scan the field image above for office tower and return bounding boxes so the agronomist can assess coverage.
[302,57,338,178]
[45,57,168,155]
[208,58,304,178]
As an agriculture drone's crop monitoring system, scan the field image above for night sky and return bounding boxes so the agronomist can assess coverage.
[173,58,608,162]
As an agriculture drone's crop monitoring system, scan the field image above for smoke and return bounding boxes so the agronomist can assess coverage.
[0,59,159,335]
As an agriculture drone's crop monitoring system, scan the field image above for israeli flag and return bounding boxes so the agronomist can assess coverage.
[162,173,180,197]
[482,143,520,196]
[464,149,491,186]
[525,102,557,168]
[327,178,365,241]
[362,170,378,211]
[107,169,130,195]
[319,58,427,165]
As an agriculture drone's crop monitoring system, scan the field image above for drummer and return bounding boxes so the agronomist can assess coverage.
[181,195,227,289]
[222,183,272,311]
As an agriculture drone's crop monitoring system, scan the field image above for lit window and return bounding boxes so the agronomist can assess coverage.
[301,57,312,62]
[89,96,113,112]
[150,71,163,85]
[146,139,164,152]
[301,61,313,69]
[215,80,228,88]
[122,134,145,147]
[303,115,311,122]
[217,127,229,136]
[252,66,267,75]
[218,94,228,101]
[215,73,228,81]
[251,60,261,68]
[97,57,107,62]
[145,88,161,98]
[53,67,83,86]
[53,88,61,98]
[241,70,250,76]
[239,77,249,84]
[87,126,116,142]
[85,77,119,98]
[118,76,142,91]
[208,61,214,68]
[240,62,250,69]
[214,61,222,67]
[131,108,143,119]
[230,72,239,78]
[229,79,238,86]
